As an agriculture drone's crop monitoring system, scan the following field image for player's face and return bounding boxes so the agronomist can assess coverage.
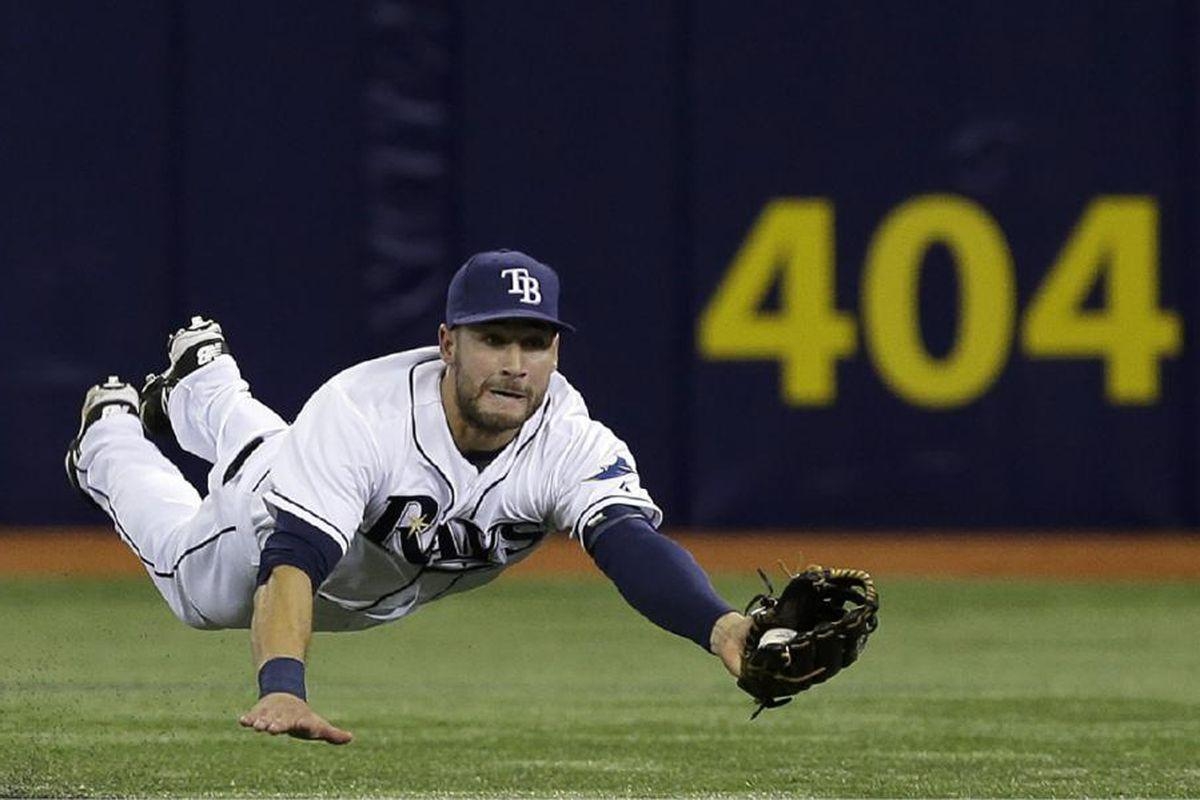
[440,320,559,437]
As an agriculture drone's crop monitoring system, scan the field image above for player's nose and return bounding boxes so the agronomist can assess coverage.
[498,343,526,376]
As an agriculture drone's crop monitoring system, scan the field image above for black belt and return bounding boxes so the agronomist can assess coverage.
[221,436,266,486]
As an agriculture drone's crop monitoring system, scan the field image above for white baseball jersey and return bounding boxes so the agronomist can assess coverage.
[252,346,661,631]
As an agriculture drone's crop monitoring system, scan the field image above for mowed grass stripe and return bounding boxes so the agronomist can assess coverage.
[0,576,1197,798]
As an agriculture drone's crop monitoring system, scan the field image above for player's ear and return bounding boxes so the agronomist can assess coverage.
[438,323,455,364]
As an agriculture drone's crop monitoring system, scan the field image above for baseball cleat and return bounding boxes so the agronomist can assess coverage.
[66,376,140,509]
[141,316,230,438]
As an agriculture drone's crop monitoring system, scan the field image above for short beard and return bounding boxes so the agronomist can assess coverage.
[454,368,535,435]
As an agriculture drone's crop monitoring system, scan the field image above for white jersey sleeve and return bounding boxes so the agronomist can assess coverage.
[545,398,663,541]
[263,379,381,554]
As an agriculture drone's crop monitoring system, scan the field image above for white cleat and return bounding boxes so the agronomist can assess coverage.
[140,316,230,438]
[66,375,139,509]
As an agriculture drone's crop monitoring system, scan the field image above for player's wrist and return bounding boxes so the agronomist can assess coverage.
[257,656,307,700]
[708,611,747,655]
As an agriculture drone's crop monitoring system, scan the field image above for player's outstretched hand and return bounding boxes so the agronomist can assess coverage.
[239,692,353,745]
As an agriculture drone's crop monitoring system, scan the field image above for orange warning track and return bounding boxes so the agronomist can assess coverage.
[2,527,1198,579]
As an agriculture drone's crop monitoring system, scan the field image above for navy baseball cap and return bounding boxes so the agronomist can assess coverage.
[445,249,575,332]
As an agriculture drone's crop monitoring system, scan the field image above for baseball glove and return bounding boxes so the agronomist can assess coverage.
[737,564,879,718]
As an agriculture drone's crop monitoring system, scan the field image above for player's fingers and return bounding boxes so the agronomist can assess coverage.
[316,724,354,745]
[239,704,279,729]
[239,707,296,735]
[288,715,354,745]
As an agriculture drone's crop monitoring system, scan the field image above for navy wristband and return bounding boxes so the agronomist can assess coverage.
[257,657,307,700]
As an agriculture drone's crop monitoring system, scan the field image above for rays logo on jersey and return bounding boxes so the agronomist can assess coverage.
[364,495,547,571]
[585,455,634,482]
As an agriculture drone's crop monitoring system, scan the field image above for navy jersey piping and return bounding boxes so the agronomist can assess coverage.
[251,469,271,492]
[354,567,426,612]
[268,490,351,550]
[90,485,235,578]
[469,394,554,517]
[424,573,468,603]
[409,357,456,509]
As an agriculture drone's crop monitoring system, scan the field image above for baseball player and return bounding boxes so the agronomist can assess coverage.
[66,250,754,744]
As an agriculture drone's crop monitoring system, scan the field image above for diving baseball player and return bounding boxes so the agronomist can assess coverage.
[66,250,755,744]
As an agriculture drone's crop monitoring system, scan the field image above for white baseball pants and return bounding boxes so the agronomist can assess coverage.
[73,356,286,629]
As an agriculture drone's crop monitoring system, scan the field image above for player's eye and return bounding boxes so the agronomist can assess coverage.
[522,335,552,350]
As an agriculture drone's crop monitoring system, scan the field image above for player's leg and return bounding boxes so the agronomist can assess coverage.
[141,317,287,489]
[67,377,257,629]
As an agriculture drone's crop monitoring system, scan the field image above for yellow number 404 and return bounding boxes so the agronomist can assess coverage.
[697,195,1182,408]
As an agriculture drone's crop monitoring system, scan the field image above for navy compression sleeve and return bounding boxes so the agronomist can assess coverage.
[588,511,733,650]
[256,510,345,592]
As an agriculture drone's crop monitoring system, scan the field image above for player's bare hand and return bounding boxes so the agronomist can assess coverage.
[710,611,754,678]
[238,693,353,745]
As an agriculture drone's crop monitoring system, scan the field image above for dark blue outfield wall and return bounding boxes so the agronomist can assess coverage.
[3,1,1198,528]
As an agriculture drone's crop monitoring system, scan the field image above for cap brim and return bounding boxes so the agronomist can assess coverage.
[448,309,576,333]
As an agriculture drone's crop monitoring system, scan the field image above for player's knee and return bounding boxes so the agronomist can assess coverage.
[170,602,220,630]
[171,594,253,631]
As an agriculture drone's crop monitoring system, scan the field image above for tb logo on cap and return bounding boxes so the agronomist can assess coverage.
[501,268,542,305]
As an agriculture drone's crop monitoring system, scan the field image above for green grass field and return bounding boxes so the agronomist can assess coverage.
[1,574,1197,798]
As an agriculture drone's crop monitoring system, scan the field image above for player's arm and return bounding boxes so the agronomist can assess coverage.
[584,506,753,677]
[238,512,352,745]
[242,380,378,743]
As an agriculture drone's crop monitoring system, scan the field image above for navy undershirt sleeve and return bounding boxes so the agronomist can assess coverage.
[588,512,734,650]
[256,510,345,592]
